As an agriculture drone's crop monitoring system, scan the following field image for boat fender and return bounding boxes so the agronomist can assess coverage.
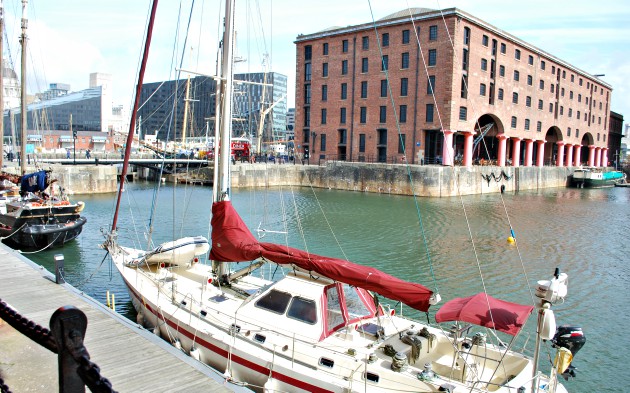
[173,338,182,351]
[189,346,201,361]
[540,307,556,341]
[136,312,145,326]
[153,326,161,337]
[263,377,279,393]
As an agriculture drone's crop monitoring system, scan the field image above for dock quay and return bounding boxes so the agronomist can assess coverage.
[0,243,250,393]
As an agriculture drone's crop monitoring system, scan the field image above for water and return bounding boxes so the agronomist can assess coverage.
[26,181,630,393]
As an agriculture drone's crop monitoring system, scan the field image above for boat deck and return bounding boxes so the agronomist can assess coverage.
[0,243,250,392]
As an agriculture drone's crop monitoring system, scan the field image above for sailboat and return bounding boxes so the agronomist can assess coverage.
[104,1,584,392]
[0,0,86,250]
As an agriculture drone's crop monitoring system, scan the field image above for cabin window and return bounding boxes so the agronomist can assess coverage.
[325,286,345,332]
[319,357,335,368]
[364,372,380,383]
[287,297,317,324]
[255,289,291,314]
[342,284,372,321]
[254,333,266,343]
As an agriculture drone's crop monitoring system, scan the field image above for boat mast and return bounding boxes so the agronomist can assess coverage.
[181,75,191,147]
[0,0,4,169]
[111,0,159,232]
[215,0,235,201]
[211,0,236,281]
[19,0,27,175]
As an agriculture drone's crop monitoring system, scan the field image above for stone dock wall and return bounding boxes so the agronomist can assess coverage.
[25,162,574,196]
[229,162,573,197]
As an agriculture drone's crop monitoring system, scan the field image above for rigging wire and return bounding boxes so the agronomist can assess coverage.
[366,0,441,294]
[433,0,537,307]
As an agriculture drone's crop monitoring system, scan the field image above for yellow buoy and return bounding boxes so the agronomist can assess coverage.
[507,236,515,244]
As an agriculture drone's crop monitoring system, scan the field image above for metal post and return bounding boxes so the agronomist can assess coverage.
[54,254,65,284]
[50,306,88,393]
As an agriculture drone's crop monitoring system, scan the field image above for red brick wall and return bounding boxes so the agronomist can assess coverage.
[295,9,612,163]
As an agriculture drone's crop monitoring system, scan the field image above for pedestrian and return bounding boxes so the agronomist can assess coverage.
[86,149,91,159]
[66,149,71,159]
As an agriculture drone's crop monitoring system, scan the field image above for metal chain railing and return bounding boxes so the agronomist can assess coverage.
[0,299,117,393]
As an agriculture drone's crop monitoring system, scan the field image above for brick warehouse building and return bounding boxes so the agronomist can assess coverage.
[294,8,613,167]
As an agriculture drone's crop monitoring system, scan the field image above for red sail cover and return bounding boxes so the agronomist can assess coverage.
[210,201,434,312]
[435,293,534,336]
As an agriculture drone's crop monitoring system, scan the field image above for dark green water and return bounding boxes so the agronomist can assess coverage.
[26,181,630,393]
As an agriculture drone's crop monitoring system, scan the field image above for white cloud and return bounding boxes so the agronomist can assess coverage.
[2,0,629,126]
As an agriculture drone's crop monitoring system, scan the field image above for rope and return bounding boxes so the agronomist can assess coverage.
[17,232,63,254]
[0,222,27,241]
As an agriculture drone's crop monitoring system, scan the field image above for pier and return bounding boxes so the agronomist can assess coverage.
[0,243,249,392]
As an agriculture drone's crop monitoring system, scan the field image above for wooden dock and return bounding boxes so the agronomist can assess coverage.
[0,244,250,392]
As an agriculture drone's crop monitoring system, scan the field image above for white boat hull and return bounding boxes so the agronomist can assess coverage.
[110,244,566,393]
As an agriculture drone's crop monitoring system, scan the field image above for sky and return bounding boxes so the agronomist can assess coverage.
[3,0,629,129]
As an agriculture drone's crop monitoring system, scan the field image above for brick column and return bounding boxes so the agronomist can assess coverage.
[497,134,508,167]
[536,140,545,167]
[573,145,581,167]
[442,130,455,166]
[595,147,601,167]
[556,142,565,167]
[462,131,474,167]
[588,145,596,167]
[565,144,573,167]
[511,137,521,167]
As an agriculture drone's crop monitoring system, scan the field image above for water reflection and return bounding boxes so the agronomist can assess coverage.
[22,182,630,392]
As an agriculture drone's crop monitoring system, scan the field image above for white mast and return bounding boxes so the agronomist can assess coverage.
[212,0,236,281]
[19,0,27,174]
[216,0,235,200]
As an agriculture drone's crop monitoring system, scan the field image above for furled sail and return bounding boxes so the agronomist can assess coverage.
[210,200,434,312]
[435,292,534,336]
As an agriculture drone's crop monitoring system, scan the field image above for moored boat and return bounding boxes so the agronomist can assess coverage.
[570,167,626,188]
[104,1,585,392]
[0,170,86,250]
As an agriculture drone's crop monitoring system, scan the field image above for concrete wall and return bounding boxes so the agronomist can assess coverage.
[3,164,118,194]
[31,162,573,197]
[228,162,573,197]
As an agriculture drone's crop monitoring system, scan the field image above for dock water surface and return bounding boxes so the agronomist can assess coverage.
[0,244,248,392]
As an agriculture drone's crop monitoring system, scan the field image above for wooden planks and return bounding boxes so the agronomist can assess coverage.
[0,244,248,392]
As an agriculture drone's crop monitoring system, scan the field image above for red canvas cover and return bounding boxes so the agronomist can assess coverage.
[435,293,534,336]
[210,201,434,312]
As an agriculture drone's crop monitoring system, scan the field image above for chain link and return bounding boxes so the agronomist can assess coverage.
[0,299,57,352]
[0,299,117,392]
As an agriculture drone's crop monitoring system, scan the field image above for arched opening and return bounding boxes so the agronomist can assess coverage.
[469,114,504,163]
[580,133,594,166]
[544,126,563,165]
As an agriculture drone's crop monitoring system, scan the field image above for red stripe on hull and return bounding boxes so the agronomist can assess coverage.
[123,278,335,393]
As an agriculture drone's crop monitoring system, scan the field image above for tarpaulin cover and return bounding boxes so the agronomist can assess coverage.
[435,293,534,336]
[209,200,434,312]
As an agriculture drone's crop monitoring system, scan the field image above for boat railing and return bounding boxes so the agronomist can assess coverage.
[143,268,381,378]
[0,299,116,393]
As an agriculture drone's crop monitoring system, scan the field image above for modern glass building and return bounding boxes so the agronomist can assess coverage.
[137,72,288,151]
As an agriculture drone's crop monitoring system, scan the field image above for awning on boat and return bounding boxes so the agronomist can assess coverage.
[435,293,534,336]
[209,200,434,312]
